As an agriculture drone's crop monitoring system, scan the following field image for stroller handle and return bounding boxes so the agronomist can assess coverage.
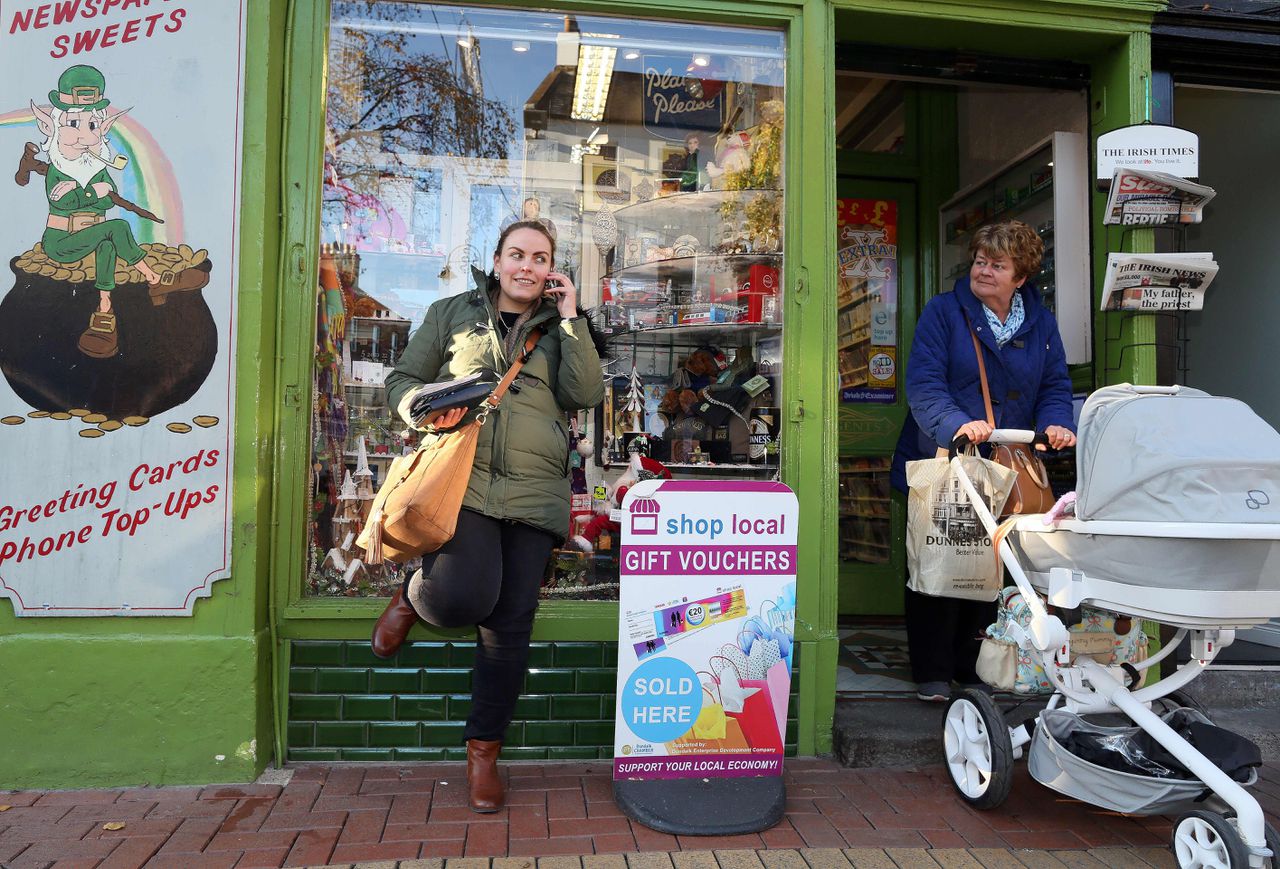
[949,429,1049,458]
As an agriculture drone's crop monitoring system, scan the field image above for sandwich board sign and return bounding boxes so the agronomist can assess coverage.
[612,479,798,834]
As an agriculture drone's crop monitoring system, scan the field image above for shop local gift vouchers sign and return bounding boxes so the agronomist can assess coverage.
[614,480,798,780]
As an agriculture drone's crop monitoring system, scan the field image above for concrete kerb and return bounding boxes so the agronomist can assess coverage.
[318,849,1181,869]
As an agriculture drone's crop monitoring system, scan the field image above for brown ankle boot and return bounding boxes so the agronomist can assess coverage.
[466,738,504,813]
[370,587,417,659]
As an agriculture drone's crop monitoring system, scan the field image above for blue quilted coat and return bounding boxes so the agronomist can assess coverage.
[890,276,1075,493]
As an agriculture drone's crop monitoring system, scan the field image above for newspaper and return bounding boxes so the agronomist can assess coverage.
[1100,252,1219,311]
[1104,168,1216,226]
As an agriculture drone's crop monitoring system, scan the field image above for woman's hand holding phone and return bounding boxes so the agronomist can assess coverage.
[542,271,578,319]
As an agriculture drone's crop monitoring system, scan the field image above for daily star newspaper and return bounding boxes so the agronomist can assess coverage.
[1104,168,1216,226]
[1100,252,1219,311]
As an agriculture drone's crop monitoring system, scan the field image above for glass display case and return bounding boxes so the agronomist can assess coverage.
[938,131,1091,364]
[571,182,786,597]
[590,187,783,470]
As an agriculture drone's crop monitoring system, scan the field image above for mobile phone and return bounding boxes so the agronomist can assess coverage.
[544,278,561,289]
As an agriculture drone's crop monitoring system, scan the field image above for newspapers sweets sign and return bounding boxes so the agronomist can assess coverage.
[614,480,798,781]
[0,1,247,615]
[1097,124,1199,183]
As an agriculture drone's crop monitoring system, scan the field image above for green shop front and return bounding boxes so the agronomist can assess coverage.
[0,0,1160,788]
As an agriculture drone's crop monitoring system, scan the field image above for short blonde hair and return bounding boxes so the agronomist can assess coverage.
[969,220,1044,281]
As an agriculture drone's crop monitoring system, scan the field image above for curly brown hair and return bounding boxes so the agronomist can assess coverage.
[968,220,1043,281]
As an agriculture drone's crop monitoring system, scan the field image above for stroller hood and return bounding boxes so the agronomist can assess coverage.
[1075,384,1280,523]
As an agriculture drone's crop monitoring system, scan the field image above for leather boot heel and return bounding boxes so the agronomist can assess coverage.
[466,738,504,813]
[370,587,418,659]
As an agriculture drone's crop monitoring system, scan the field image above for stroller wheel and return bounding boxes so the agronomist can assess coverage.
[942,689,1013,810]
[1173,810,1248,869]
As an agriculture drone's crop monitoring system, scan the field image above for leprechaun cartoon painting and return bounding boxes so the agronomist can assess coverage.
[0,64,219,424]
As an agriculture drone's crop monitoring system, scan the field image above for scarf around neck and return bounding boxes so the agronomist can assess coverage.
[984,290,1025,347]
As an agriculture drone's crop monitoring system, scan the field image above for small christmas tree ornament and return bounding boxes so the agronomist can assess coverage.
[623,364,645,432]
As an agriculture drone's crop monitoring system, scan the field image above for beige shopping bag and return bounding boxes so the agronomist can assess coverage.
[906,453,1016,601]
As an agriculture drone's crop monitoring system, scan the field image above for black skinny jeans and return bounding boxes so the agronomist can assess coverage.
[403,508,555,742]
[904,585,995,686]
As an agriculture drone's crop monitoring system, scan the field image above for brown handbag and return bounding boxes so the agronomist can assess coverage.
[970,327,1055,516]
[358,328,544,563]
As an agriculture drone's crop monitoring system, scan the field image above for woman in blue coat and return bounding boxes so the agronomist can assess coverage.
[891,220,1076,701]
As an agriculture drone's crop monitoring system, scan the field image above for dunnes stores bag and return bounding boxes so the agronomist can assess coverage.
[906,453,1016,601]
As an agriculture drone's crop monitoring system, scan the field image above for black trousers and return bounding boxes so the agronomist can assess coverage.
[403,508,555,742]
[904,585,995,686]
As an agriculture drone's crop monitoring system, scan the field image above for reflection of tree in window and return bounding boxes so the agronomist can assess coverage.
[325,3,517,194]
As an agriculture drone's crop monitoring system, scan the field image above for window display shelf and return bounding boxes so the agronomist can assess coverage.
[594,184,784,474]
[656,462,779,472]
[595,321,779,349]
[612,188,780,223]
[609,252,781,284]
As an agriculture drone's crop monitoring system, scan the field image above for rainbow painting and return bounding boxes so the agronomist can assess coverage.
[0,108,184,245]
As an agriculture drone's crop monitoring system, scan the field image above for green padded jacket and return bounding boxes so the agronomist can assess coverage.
[384,274,605,539]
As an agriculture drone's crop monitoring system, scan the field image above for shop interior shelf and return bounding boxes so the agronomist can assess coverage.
[600,322,780,349]
[644,461,779,472]
[608,252,781,284]
[612,188,780,224]
[942,184,1053,247]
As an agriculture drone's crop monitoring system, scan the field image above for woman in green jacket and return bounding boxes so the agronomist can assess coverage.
[371,220,604,812]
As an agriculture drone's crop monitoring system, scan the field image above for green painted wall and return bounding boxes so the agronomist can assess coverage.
[0,0,286,789]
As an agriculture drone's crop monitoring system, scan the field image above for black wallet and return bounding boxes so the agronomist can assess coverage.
[409,372,496,426]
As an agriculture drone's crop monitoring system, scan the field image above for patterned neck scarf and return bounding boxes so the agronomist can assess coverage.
[487,281,539,360]
[984,290,1025,347]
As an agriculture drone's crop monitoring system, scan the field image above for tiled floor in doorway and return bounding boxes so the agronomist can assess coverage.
[836,624,913,696]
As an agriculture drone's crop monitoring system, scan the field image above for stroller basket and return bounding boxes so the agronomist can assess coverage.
[1027,708,1258,816]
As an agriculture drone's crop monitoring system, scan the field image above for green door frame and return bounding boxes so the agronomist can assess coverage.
[833,177,917,615]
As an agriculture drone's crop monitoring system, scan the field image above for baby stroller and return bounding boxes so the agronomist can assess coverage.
[941,384,1280,869]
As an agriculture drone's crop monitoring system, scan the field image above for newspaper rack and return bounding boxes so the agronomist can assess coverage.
[1098,190,1209,381]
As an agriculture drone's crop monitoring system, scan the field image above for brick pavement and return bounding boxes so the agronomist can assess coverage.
[0,759,1276,868]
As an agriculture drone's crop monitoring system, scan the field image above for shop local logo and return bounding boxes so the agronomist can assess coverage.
[630,495,661,535]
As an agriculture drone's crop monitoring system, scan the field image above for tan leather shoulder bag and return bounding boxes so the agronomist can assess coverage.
[359,328,544,563]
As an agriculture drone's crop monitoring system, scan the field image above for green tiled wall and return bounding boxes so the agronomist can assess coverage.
[288,640,801,762]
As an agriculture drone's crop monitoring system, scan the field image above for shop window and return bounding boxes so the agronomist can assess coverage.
[306,2,786,600]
